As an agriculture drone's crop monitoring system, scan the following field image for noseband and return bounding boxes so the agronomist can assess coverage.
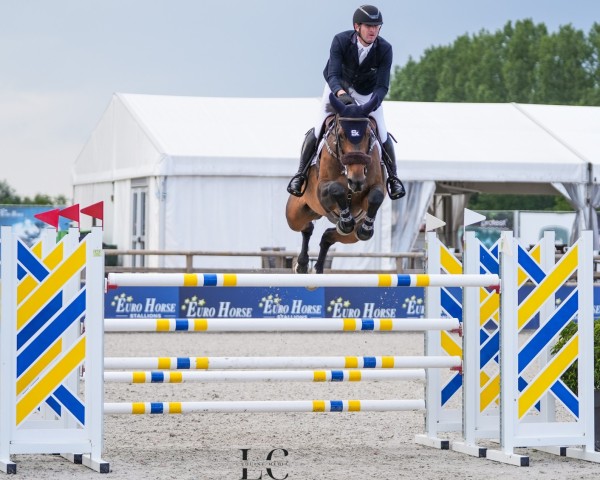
[341,151,372,166]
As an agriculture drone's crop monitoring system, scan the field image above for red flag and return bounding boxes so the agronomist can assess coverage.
[59,204,80,224]
[81,201,104,221]
[34,209,60,229]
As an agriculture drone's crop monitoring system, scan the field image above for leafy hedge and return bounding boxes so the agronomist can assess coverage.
[551,320,600,394]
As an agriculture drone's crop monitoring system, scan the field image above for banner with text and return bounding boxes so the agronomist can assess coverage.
[105,285,600,324]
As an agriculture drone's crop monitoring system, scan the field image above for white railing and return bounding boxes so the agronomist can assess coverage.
[104,249,427,273]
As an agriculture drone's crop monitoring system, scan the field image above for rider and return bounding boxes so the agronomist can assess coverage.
[287,4,406,200]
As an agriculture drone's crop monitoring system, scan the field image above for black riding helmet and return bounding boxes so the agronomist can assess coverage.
[353,5,383,26]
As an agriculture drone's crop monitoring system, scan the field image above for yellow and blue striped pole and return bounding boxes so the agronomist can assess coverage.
[104,399,426,414]
[104,355,462,370]
[107,272,499,288]
[103,368,427,383]
[103,317,460,333]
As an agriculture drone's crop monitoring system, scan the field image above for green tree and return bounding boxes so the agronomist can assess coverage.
[583,23,600,104]
[503,20,548,103]
[0,179,67,205]
[0,180,21,204]
[389,46,449,101]
[389,20,599,211]
[534,25,593,104]
[468,193,573,211]
[389,20,600,105]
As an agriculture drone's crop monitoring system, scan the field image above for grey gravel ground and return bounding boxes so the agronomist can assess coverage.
[10,331,600,479]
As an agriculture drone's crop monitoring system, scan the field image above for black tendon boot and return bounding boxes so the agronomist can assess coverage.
[287,128,318,197]
[382,137,406,200]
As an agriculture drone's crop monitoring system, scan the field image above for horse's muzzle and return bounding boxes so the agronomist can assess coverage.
[347,178,365,193]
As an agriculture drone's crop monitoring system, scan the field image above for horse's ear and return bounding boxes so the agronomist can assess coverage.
[328,92,347,115]
[360,94,380,115]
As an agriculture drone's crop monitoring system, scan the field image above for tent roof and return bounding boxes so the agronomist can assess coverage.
[118,93,320,159]
[386,101,591,184]
[516,103,600,182]
[73,93,600,186]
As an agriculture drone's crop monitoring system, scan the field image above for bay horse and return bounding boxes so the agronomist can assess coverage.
[285,93,386,274]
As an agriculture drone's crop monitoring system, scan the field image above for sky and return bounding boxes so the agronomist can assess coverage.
[1,0,598,200]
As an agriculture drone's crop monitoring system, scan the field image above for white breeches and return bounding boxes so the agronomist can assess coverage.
[313,83,388,142]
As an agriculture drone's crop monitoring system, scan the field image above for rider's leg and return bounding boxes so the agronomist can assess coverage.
[368,105,405,200]
[287,85,332,197]
[381,136,406,200]
[287,128,318,197]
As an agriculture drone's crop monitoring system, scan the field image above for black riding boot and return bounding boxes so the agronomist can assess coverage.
[382,137,406,200]
[287,128,318,197]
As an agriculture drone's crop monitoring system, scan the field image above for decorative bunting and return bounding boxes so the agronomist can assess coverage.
[34,209,60,229]
[81,201,104,222]
[59,204,80,224]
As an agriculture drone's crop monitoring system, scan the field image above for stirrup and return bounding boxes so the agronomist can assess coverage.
[287,173,307,197]
[386,177,406,200]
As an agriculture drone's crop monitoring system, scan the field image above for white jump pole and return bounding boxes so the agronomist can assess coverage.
[104,355,462,370]
[107,272,499,288]
[103,369,427,383]
[104,317,460,332]
[104,399,426,414]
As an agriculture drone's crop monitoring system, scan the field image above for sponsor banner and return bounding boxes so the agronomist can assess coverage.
[104,286,426,319]
[323,287,426,318]
[178,287,325,319]
[462,210,516,249]
[0,204,69,246]
[106,287,180,318]
[104,285,600,324]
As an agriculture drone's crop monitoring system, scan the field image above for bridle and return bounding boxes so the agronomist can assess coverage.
[322,115,378,176]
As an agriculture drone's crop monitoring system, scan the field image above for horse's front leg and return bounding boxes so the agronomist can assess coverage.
[356,187,385,241]
[295,222,314,273]
[320,181,354,235]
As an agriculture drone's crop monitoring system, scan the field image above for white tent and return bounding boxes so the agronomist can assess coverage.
[72,93,600,270]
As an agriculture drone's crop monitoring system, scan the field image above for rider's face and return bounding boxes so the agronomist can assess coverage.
[355,23,381,46]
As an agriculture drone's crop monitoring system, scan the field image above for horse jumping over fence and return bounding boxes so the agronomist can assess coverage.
[285,93,387,273]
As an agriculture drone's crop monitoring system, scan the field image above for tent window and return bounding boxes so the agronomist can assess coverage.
[132,192,138,237]
[131,186,148,267]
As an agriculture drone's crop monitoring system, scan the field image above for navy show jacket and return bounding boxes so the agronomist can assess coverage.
[323,30,393,110]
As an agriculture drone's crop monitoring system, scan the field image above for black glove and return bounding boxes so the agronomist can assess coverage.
[338,93,355,106]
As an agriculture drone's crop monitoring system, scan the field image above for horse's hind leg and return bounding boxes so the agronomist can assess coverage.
[356,187,385,241]
[314,227,338,274]
[295,222,314,273]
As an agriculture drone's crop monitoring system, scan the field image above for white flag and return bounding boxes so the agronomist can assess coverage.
[464,208,486,228]
[425,213,446,232]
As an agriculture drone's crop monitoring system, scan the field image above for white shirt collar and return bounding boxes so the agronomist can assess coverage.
[357,40,373,64]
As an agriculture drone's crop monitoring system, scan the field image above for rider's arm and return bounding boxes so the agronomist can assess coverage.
[371,40,393,107]
[324,33,347,96]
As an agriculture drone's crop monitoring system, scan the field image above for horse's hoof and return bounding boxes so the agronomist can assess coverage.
[336,219,355,235]
[294,262,309,274]
[355,227,374,241]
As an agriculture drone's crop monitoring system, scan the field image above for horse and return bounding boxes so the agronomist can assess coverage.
[285,92,387,274]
